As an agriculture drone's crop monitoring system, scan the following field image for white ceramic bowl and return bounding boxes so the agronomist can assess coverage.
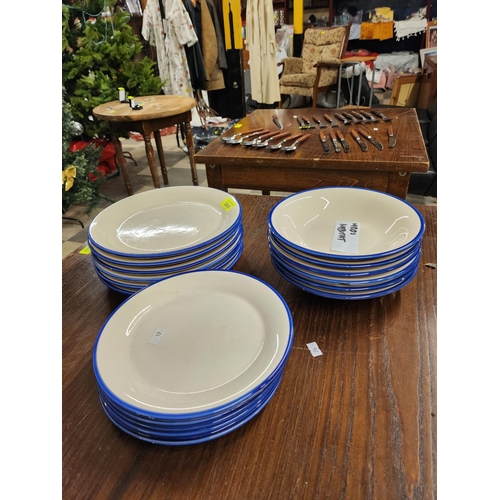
[268,232,420,277]
[269,187,425,260]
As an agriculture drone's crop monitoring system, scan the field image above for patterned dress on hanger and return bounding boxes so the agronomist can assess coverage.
[142,0,198,97]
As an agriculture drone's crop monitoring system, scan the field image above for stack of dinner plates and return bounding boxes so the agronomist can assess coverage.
[93,270,294,445]
[268,187,425,300]
[88,187,243,295]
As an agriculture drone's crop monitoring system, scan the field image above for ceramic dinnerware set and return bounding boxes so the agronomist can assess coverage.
[87,187,244,295]
[268,187,425,300]
[92,270,294,445]
[89,185,424,445]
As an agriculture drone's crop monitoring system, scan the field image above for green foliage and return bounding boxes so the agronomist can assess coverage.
[62,0,163,139]
[62,90,105,215]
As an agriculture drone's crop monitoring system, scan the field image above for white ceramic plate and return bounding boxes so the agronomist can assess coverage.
[269,187,425,259]
[89,187,241,257]
[94,270,293,415]
[91,228,243,275]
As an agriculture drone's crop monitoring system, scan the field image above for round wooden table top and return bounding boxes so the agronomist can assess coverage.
[93,95,196,122]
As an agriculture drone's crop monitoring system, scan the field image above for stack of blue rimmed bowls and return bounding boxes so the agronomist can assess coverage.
[87,186,243,295]
[93,270,294,445]
[268,187,425,300]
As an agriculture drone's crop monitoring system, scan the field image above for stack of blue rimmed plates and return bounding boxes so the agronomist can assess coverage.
[268,187,425,300]
[93,270,293,445]
[88,187,243,295]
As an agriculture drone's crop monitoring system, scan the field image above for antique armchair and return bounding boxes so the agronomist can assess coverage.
[278,25,351,109]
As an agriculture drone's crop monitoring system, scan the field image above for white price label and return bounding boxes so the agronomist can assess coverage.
[331,221,360,253]
[307,342,323,357]
[148,328,165,345]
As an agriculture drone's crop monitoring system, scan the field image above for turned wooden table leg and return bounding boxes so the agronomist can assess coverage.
[153,130,169,186]
[143,133,161,188]
[110,132,133,196]
[183,121,199,186]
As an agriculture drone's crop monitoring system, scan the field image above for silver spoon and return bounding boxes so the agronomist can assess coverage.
[227,129,270,145]
[241,130,274,147]
[254,131,291,148]
[282,134,311,152]
[267,133,304,150]
[220,127,264,142]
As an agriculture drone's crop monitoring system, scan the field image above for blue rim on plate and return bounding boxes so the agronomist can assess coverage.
[272,255,420,300]
[268,234,421,278]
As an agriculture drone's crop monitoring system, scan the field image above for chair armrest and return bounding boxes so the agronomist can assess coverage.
[281,57,304,75]
[315,58,342,69]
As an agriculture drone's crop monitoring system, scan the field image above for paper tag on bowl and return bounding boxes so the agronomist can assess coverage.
[331,221,360,253]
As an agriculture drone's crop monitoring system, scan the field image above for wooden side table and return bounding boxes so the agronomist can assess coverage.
[93,95,198,196]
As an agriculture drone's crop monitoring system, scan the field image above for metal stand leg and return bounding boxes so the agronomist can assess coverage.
[368,65,376,108]
[62,216,84,228]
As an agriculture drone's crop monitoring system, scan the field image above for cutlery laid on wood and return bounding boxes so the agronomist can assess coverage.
[350,129,368,152]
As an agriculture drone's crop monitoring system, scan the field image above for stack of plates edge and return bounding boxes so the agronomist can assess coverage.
[92,270,294,445]
[88,187,243,295]
[268,187,425,300]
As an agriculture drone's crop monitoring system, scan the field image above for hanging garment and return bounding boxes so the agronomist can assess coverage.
[142,0,198,97]
[206,0,227,70]
[182,0,208,90]
[200,0,225,91]
[207,0,246,119]
[246,0,281,104]
[221,0,243,50]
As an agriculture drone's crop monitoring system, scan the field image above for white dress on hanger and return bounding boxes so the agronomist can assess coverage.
[142,0,198,97]
[245,0,281,104]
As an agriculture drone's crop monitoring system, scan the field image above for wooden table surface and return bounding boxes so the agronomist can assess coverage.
[92,95,196,122]
[195,108,429,199]
[62,194,437,499]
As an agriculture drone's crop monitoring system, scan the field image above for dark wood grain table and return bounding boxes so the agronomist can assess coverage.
[93,95,199,196]
[62,194,437,499]
[195,108,429,199]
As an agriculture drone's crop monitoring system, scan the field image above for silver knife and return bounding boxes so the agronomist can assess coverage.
[319,130,331,153]
[351,111,370,123]
[342,112,360,124]
[329,129,341,153]
[336,130,350,153]
[350,129,368,152]
[313,114,328,128]
[371,110,392,121]
[273,113,283,130]
[359,111,379,123]
[334,113,350,126]
[387,124,397,148]
[301,115,316,129]
[323,113,339,128]
[359,128,384,150]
